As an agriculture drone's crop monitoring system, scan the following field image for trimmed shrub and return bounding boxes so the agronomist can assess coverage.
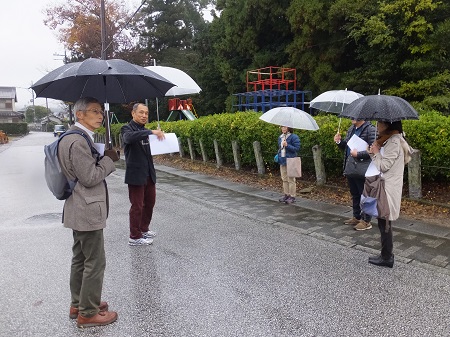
[102,111,450,181]
[0,123,28,135]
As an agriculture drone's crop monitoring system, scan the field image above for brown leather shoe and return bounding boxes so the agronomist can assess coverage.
[69,301,109,319]
[77,310,118,328]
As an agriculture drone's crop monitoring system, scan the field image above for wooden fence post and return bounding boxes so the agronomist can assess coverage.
[199,139,208,163]
[312,145,326,186]
[232,140,241,170]
[253,141,265,174]
[213,140,222,168]
[187,138,195,161]
[408,149,422,199]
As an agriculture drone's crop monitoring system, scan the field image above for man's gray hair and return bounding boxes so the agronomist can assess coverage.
[132,102,145,111]
[73,97,100,120]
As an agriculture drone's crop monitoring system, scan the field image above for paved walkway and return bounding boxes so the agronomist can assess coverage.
[153,163,450,275]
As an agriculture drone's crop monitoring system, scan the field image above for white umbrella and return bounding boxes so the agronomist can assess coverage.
[259,107,319,130]
[145,65,201,128]
[145,66,201,96]
[310,88,363,132]
[310,89,363,113]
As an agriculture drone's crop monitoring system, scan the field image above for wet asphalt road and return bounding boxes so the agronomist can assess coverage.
[0,132,449,337]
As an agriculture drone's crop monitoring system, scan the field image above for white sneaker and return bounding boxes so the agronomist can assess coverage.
[142,231,156,239]
[128,237,153,246]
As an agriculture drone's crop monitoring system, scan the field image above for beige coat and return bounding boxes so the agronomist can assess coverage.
[371,134,412,221]
[58,127,116,231]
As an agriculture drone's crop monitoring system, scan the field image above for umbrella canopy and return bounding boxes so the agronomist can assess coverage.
[31,58,175,103]
[339,95,419,122]
[310,89,364,113]
[145,66,201,96]
[259,107,319,130]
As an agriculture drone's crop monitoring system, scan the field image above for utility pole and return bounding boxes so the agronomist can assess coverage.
[53,50,69,64]
[100,0,107,60]
[31,90,36,128]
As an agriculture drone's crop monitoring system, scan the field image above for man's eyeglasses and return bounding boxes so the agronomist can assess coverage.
[83,109,105,116]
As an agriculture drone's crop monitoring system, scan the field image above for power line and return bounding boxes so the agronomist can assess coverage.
[102,0,148,55]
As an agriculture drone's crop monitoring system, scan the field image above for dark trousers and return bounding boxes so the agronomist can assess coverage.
[128,177,156,239]
[377,218,393,259]
[70,229,105,317]
[347,176,371,222]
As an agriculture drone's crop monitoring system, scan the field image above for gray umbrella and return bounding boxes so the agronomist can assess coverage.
[339,94,419,122]
[31,58,175,103]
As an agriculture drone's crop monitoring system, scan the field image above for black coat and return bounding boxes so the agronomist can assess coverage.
[337,121,376,171]
[121,120,156,185]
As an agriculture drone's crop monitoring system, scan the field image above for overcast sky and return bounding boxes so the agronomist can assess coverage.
[0,0,140,111]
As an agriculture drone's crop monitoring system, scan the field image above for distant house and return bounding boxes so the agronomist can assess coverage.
[0,87,24,123]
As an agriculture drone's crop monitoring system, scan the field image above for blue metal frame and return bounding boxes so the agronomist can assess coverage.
[232,89,312,113]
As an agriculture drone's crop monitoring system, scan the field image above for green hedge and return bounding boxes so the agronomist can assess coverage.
[0,123,28,135]
[102,111,450,180]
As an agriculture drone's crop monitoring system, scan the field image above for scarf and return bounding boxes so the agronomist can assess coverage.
[375,131,413,164]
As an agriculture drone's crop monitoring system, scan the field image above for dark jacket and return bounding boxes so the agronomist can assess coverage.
[336,121,376,172]
[121,120,156,186]
[277,133,301,166]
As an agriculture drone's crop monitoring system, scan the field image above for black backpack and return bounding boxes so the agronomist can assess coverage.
[44,130,99,200]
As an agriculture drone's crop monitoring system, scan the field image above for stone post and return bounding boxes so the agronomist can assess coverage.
[199,139,208,163]
[187,138,195,161]
[312,145,326,186]
[408,149,422,199]
[177,137,184,158]
[232,140,241,171]
[253,141,265,174]
[213,140,222,168]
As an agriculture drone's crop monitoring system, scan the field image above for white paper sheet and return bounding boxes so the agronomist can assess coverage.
[365,147,384,177]
[149,133,180,155]
[94,143,105,156]
[347,134,369,152]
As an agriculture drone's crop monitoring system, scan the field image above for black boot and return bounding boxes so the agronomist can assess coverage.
[368,255,394,268]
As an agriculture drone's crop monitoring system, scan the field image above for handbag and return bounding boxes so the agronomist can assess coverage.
[286,157,302,177]
[344,156,370,178]
[360,195,378,217]
[360,175,390,220]
[274,154,279,163]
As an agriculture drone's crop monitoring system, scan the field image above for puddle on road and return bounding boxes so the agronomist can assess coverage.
[25,213,62,225]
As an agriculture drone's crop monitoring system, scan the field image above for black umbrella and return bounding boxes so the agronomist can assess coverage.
[339,94,419,122]
[31,58,175,103]
[31,58,176,149]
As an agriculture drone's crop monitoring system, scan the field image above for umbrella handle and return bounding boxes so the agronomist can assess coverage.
[337,117,342,134]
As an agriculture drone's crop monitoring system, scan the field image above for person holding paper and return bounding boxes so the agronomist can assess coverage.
[367,121,413,268]
[121,103,165,246]
[334,119,376,230]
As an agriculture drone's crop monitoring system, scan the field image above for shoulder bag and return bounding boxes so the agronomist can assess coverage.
[344,156,370,178]
[287,157,302,177]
